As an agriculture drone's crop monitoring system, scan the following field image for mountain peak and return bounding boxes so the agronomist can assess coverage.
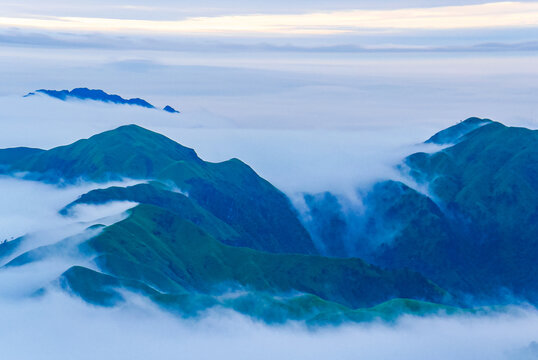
[426,117,494,145]
[163,105,180,114]
[28,88,155,108]
[0,124,201,181]
[108,123,157,134]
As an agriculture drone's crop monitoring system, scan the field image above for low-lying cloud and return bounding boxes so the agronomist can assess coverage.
[0,290,537,360]
[0,95,444,195]
[0,177,139,289]
[1,92,534,197]
[0,176,141,242]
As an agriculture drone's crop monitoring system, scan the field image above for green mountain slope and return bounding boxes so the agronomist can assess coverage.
[0,125,316,255]
[61,182,240,244]
[404,119,538,299]
[361,181,473,292]
[426,117,492,145]
[68,204,447,309]
[364,118,538,301]
[302,181,465,288]
[300,118,538,304]
[60,265,455,324]
[0,147,44,165]
[2,125,200,180]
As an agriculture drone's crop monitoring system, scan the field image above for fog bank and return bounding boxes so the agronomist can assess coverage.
[0,291,537,360]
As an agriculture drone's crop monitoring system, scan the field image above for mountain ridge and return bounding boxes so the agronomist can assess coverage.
[0,124,317,255]
[302,117,538,304]
[2,117,534,323]
[24,88,180,114]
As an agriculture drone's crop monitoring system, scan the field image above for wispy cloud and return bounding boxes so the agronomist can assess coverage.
[1,29,537,53]
[1,2,538,36]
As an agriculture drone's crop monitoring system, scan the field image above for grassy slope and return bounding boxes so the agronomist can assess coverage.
[426,117,492,145]
[75,204,448,310]
[363,181,467,289]
[0,125,316,255]
[367,119,538,300]
[62,182,240,244]
[60,265,455,324]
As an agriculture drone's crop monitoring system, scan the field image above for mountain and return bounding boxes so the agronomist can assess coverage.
[401,118,538,300]
[303,192,349,257]
[303,117,538,304]
[24,88,180,114]
[69,204,446,309]
[163,105,180,113]
[426,117,492,145]
[0,147,44,165]
[0,203,447,322]
[61,182,240,244]
[0,124,315,255]
[27,88,155,108]
[0,124,455,323]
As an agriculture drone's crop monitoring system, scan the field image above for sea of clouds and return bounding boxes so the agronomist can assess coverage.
[1,38,538,359]
[0,96,537,359]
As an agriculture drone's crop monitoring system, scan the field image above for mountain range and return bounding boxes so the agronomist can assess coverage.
[0,117,535,323]
[304,117,538,304]
[24,88,180,114]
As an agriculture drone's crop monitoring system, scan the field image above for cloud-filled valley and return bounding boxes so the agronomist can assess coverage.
[0,172,536,360]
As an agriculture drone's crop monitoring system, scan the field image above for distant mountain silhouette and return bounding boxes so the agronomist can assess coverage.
[24,88,180,114]
[163,105,180,113]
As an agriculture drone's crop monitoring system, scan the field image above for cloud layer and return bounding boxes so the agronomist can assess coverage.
[2,2,538,36]
[0,291,537,360]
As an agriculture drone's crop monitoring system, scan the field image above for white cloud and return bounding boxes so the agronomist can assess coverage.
[0,95,447,195]
[0,290,537,360]
[0,176,141,271]
[0,176,139,241]
[1,2,538,36]
[0,91,536,196]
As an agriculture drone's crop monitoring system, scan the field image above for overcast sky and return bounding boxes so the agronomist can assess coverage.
[2,1,538,48]
[0,1,537,132]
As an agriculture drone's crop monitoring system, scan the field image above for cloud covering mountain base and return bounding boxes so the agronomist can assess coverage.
[1,291,537,360]
[0,138,536,360]
[1,88,538,359]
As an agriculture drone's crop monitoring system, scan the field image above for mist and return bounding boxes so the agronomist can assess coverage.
[0,94,448,196]
[0,176,140,296]
[0,290,537,360]
[0,176,141,242]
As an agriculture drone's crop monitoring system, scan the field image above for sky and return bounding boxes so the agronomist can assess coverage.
[2,1,538,52]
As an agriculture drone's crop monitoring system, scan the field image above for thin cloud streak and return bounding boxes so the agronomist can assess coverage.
[1,2,538,36]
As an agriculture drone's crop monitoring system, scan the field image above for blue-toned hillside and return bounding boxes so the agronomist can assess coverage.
[24,88,180,114]
[303,117,538,305]
[163,105,180,113]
